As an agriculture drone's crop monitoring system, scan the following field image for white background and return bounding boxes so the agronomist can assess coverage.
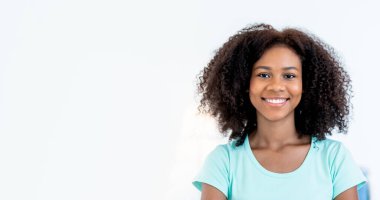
[0,0,378,199]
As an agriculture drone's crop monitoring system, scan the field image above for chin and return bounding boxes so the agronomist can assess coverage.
[259,112,294,122]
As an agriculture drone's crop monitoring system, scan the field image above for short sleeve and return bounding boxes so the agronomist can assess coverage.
[192,145,230,198]
[331,143,366,199]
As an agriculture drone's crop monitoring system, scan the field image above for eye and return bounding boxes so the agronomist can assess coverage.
[257,73,270,78]
[284,74,296,79]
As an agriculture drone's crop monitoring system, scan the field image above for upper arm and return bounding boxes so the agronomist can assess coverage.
[201,183,227,200]
[334,186,358,200]
[193,145,230,197]
[330,143,366,198]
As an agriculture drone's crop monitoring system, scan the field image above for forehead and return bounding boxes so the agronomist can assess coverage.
[253,45,302,70]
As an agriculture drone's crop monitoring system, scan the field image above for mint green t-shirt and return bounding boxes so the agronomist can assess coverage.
[193,136,366,200]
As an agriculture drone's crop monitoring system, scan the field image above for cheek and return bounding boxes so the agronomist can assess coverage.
[290,81,302,96]
[248,82,263,105]
[248,92,260,110]
[291,86,302,94]
[249,81,257,96]
[289,82,303,106]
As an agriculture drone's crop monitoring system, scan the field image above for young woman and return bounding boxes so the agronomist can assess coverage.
[193,24,366,200]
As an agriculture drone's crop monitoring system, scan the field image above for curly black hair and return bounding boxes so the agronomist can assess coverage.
[197,23,352,146]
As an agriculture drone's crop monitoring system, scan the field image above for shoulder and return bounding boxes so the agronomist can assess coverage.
[312,137,350,165]
[313,138,367,198]
[314,137,342,149]
[203,139,247,169]
[208,139,243,160]
[313,137,345,154]
[313,137,362,172]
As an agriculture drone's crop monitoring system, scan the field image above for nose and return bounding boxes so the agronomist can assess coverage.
[267,77,285,92]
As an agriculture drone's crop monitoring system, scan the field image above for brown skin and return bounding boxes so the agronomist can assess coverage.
[249,45,307,173]
[335,187,358,200]
[249,45,302,127]
[201,183,227,200]
[200,46,358,200]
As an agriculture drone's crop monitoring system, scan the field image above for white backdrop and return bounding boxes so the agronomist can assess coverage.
[0,0,379,199]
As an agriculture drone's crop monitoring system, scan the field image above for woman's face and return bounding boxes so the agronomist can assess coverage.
[249,45,302,123]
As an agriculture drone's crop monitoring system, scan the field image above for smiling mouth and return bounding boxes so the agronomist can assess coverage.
[261,98,290,104]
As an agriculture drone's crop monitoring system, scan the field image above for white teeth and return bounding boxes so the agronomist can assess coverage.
[265,98,287,104]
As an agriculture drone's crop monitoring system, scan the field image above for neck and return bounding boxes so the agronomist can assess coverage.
[250,113,308,149]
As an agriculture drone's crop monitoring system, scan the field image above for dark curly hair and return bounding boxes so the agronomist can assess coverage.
[197,23,352,146]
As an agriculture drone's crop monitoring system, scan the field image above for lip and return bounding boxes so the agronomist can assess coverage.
[261,97,290,106]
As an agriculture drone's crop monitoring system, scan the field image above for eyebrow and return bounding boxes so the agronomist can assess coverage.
[254,66,299,71]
